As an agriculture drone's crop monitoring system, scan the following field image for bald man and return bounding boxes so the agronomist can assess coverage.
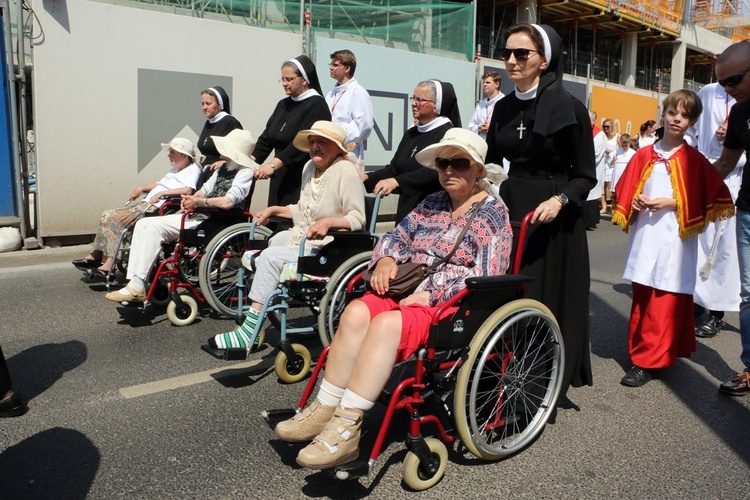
[713,40,750,396]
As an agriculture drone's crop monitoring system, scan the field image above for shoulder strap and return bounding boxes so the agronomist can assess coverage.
[429,197,486,271]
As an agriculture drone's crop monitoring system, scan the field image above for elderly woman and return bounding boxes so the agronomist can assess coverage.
[198,86,243,168]
[73,138,202,282]
[363,80,461,223]
[252,55,332,207]
[208,121,365,350]
[105,130,256,303]
[273,128,512,470]
[485,23,597,398]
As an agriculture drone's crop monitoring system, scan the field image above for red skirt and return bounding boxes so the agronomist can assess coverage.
[357,292,457,363]
[628,282,696,369]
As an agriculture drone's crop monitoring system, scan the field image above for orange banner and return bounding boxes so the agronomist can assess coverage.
[590,86,660,137]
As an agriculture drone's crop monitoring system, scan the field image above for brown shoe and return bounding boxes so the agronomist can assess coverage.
[296,406,363,469]
[719,371,750,396]
[274,400,336,443]
[105,285,146,303]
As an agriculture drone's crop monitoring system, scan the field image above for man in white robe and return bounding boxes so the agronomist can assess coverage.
[692,82,744,337]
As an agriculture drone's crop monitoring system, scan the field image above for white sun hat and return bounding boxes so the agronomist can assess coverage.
[211,129,259,170]
[161,138,197,159]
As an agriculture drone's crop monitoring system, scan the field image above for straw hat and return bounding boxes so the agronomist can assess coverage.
[293,120,353,155]
[416,127,508,186]
[211,129,259,170]
[161,138,197,159]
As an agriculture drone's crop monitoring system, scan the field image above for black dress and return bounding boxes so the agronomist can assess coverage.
[364,121,452,223]
[486,92,597,396]
[252,95,331,206]
[198,114,243,167]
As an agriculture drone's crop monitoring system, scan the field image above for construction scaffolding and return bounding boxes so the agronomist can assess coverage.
[124,0,475,60]
[692,0,750,41]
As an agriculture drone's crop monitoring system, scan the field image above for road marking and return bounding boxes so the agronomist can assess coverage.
[119,359,263,398]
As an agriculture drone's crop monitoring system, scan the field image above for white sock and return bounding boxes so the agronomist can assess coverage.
[128,276,146,293]
[316,379,345,407]
[340,389,375,415]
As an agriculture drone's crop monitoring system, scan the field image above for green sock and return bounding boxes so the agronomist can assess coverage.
[215,308,261,349]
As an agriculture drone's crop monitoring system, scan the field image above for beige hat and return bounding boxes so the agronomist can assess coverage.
[211,129,259,170]
[416,127,507,184]
[293,120,354,155]
[161,138,197,159]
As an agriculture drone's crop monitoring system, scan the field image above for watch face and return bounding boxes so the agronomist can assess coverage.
[560,193,569,205]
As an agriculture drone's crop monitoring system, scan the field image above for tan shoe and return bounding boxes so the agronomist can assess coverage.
[296,406,363,469]
[274,400,336,442]
[105,285,146,303]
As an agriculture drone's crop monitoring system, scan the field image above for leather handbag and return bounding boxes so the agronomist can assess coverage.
[361,199,486,297]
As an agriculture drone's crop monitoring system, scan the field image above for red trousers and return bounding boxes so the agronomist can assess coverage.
[628,282,696,369]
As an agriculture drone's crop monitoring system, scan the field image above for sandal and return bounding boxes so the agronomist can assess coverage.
[104,285,146,303]
[81,268,116,283]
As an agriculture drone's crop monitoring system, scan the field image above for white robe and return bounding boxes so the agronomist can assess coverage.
[587,130,608,200]
[325,78,374,160]
[692,83,743,311]
[623,145,697,294]
[610,147,636,194]
[468,92,504,140]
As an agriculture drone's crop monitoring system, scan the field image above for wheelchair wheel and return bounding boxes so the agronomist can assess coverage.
[166,294,199,327]
[402,437,448,491]
[199,223,273,318]
[274,344,312,384]
[453,299,564,461]
[317,251,372,346]
[149,280,171,308]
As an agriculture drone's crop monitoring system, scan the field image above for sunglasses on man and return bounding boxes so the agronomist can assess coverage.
[718,66,750,88]
[499,48,540,62]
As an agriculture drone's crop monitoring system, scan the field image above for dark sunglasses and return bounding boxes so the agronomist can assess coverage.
[435,157,472,171]
[718,66,750,87]
[499,48,539,62]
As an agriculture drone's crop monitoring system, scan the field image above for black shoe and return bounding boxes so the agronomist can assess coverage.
[695,314,722,338]
[81,268,116,283]
[719,371,750,396]
[72,258,102,270]
[621,366,652,387]
[0,392,28,418]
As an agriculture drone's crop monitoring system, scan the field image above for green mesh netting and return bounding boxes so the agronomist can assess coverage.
[132,0,474,60]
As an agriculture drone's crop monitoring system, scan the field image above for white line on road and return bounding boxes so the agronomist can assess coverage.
[119,359,263,398]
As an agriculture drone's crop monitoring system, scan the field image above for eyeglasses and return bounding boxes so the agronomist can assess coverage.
[279,76,301,84]
[718,66,750,87]
[603,125,611,129]
[499,48,540,62]
[329,62,343,68]
[435,157,472,172]
[409,96,434,106]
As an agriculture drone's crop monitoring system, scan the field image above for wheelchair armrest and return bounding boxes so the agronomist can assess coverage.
[428,274,533,350]
[465,274,533,291]
[297,232,377,277]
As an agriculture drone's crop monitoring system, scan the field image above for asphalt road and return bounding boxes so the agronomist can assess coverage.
[1,219,749,499]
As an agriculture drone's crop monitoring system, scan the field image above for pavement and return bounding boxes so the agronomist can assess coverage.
[0,243,91,270]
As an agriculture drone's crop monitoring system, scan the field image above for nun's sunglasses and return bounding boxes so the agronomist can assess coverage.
[435,158,472,172]
[718,66,750,88]
[499,48,539,62]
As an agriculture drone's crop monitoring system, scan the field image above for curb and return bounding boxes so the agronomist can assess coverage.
[0,244,91,270]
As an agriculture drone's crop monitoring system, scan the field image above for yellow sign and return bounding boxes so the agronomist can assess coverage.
[590,87,660,137]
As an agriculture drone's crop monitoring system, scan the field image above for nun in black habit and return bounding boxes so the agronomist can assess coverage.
[485,24,597,398]
[252,55,332,207]
[364,80,461,223]
[198,86,243,168]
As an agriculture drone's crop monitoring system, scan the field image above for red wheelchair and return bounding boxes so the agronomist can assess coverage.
[263,212,565,490]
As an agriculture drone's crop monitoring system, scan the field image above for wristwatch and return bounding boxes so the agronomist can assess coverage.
[555,193,569,206]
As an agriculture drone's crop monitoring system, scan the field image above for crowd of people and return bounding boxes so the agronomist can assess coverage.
[6,24,745,464]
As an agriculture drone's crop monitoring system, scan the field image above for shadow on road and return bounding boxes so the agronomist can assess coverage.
[0,427,100,499]
[6,340,87,402]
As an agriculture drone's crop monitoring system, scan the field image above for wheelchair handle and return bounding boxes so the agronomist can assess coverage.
[367,192,383,235]
[512,211,535,275]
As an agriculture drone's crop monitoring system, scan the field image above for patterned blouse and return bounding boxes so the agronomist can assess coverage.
[370,191,513,306]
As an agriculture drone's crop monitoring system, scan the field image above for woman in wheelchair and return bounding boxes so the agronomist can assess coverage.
[207,120,366,351]
[104,129,257,303]
[273,128,513,470]
[73,138,202,282]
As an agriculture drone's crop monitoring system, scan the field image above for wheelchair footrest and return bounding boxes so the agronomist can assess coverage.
[327,460,370,481]
[261,408,298,426]
[200,344,250,361]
